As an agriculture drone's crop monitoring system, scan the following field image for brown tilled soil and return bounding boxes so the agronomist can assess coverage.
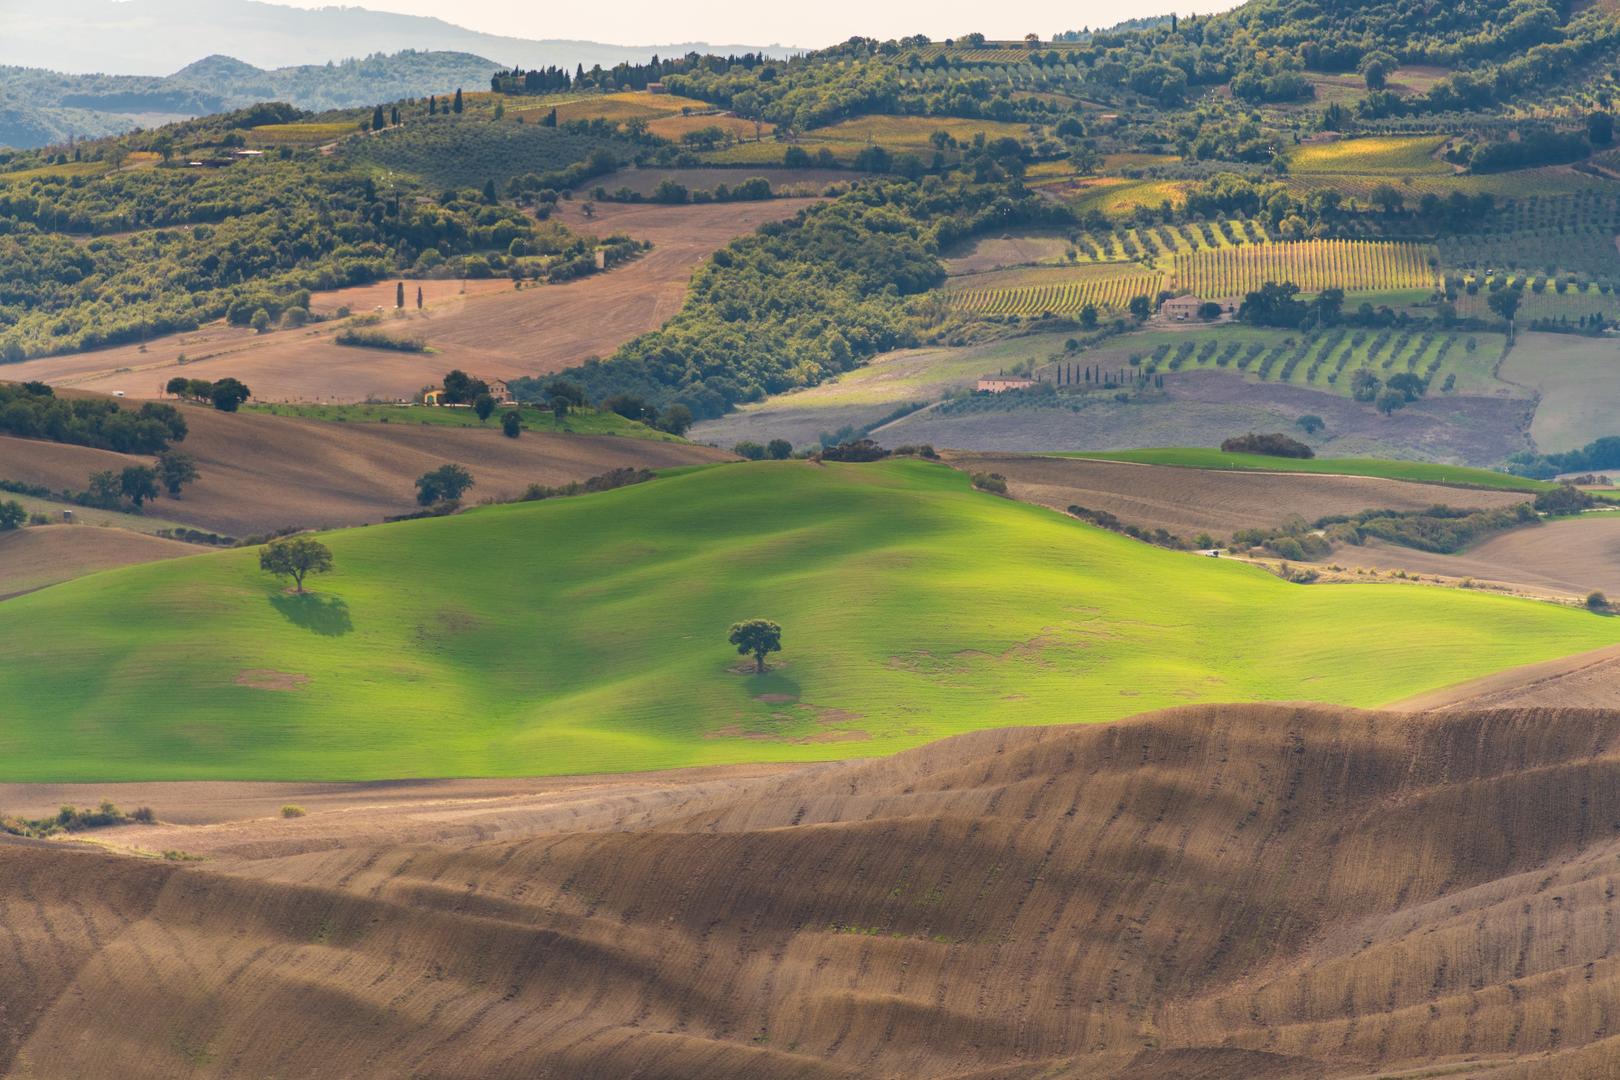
[942,452,1527,537]
[0,404,732,535]
[0,525,199,599]
[0,199,816,403]
[1395,643,1620,710]
[1331,515,1620,601]
[11,704,1620,1077]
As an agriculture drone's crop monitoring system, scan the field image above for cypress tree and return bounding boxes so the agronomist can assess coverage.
[372,105,385,131]
[396,281,405,308]
[429,94,437,115]
[416,286,424,309]
[452,88,463,114]
[391,105,400,125]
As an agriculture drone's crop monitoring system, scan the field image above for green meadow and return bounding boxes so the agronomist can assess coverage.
[1063,449,1551,491]
[0,460,1609,782]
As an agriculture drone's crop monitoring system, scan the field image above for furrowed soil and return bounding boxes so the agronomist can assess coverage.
[0,199,816,403]
[0,525,199,599]
[942,452,1527,536]
[0,402,731,535]
[12,704,1620,1077]
[1331,515,1620,601]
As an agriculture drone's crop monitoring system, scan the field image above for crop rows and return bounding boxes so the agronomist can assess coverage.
[1171,239,1438,298]
[951,270,1165,315]
[1127,330,1487,397]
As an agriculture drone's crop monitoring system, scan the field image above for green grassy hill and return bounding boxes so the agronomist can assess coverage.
[1062,449,1551,491]
[1,460,1612,782]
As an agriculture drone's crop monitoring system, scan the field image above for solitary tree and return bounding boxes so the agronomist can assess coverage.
[119,465,160,507]
[452,88,463,114]
[1296,414,1325,435]
[156,450,199,497]
[474,393,496,424]
[766,438,792,460]
[151,133,174,163]
[0,500,25,531]
[259,536,333,593]
[416,464,474,505]
[1588,591,1610,613]
[728,619,783,674]
[1128,295,1152,321]
[416,285,424,309]
[501,410,522,438]
[372,105,386,131]
[396,281,405,308]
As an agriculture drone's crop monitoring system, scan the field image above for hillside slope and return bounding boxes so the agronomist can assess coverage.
[1,459,1615,781]
[10,704,1620,1077]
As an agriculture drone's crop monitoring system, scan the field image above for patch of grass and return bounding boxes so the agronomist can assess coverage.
[1286,136,1451,175]
[242,403,680,440]
[0,460,1607,782]
[1061,448,1553,491]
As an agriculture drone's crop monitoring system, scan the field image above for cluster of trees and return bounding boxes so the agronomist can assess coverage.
[1507,435,1620,479]
[0,381,187,451]
[165,376,252,411]
[1219,432,1313,458]
[83,452,198,509]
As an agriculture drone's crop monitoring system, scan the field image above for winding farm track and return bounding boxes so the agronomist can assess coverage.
[10,704,1620,1077]
[0,199,818,403]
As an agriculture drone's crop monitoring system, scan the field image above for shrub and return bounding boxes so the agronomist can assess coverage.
[334,329,427,352]
[1220,432,1314,459]
[281,805,307,818]
[817,439,890,463]
[733,440,767,460]
[971,472,1008,494]
[1534,484,1597,516]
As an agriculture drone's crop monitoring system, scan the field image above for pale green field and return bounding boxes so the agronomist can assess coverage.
[1499,332,1620,453]
[0,461,1610,782]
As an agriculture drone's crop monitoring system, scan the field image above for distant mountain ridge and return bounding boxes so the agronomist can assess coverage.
[0,50,506,149]
[1,0,799,76]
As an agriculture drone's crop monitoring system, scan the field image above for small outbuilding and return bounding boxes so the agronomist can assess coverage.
[977,378,1037,393]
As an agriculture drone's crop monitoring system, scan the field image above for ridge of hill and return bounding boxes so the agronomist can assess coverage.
[0,0,799,78]
[0,458,1614,782]
[10,704,1620,1076]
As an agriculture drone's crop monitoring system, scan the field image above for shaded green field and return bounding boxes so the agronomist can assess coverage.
[0,460,1607,782]
[243,403,679,440]
[1063,448,1551,490]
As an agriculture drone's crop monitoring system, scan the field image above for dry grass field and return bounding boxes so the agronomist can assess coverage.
[941,452,1528,537]
[0,525,198,599]
[0,200,816,403]
[0,404,731,535]
[11,704,1620,1077]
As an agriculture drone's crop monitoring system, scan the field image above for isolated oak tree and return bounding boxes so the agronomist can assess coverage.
[259,536,334,594]
[416,464,474,506]
[729,619,783,673]
[156,450,199,497]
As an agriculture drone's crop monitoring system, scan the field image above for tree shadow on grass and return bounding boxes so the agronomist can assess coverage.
[269,592,353,637]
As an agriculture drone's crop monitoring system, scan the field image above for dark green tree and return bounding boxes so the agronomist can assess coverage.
[474,393,496,424]
[728,618,783,673]
[259,536,333,593]
[1128,295,1152,321]
[396,281,405,308]
[1488,287,1523,340]
[766,438,792,459]
[452,88,463,114]
[501,410,522,438]
[119,465,160,507]
[372,105,386,131]
[416,464,474,505]
[0,500,25,530]
[209,377,252,412]
[156,450,199,497]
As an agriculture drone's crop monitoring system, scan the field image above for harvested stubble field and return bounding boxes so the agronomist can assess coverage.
[1331,514,1620,601]
[0,199,815,402]
[12,704,1620,1077]
[0,525,198,600]
[940,451,1528,537]
[0,403,731,536]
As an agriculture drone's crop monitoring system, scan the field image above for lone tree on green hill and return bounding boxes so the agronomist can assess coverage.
[416,464,474,506]
[259,536,333,594]
[728,619,783,674]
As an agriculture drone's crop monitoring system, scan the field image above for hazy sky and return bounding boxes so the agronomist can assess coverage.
[272,1,1234,48]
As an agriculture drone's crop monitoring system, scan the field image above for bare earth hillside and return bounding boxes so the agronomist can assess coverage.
[10,704,1620,1077]
[0,200,816,403]
[943,452,1527,536]
[0,524,198,599]
[0,404,731,535]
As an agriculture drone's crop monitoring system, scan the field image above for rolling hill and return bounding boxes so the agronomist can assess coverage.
[1,459,1615,782]
[11,703,1620,1076]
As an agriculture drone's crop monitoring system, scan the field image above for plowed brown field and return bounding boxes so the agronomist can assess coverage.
[943,452,1527,536]
[9,704,1620,1078]
[0,404,731,535]
[0,525,198,599]
[0,199,817,403]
